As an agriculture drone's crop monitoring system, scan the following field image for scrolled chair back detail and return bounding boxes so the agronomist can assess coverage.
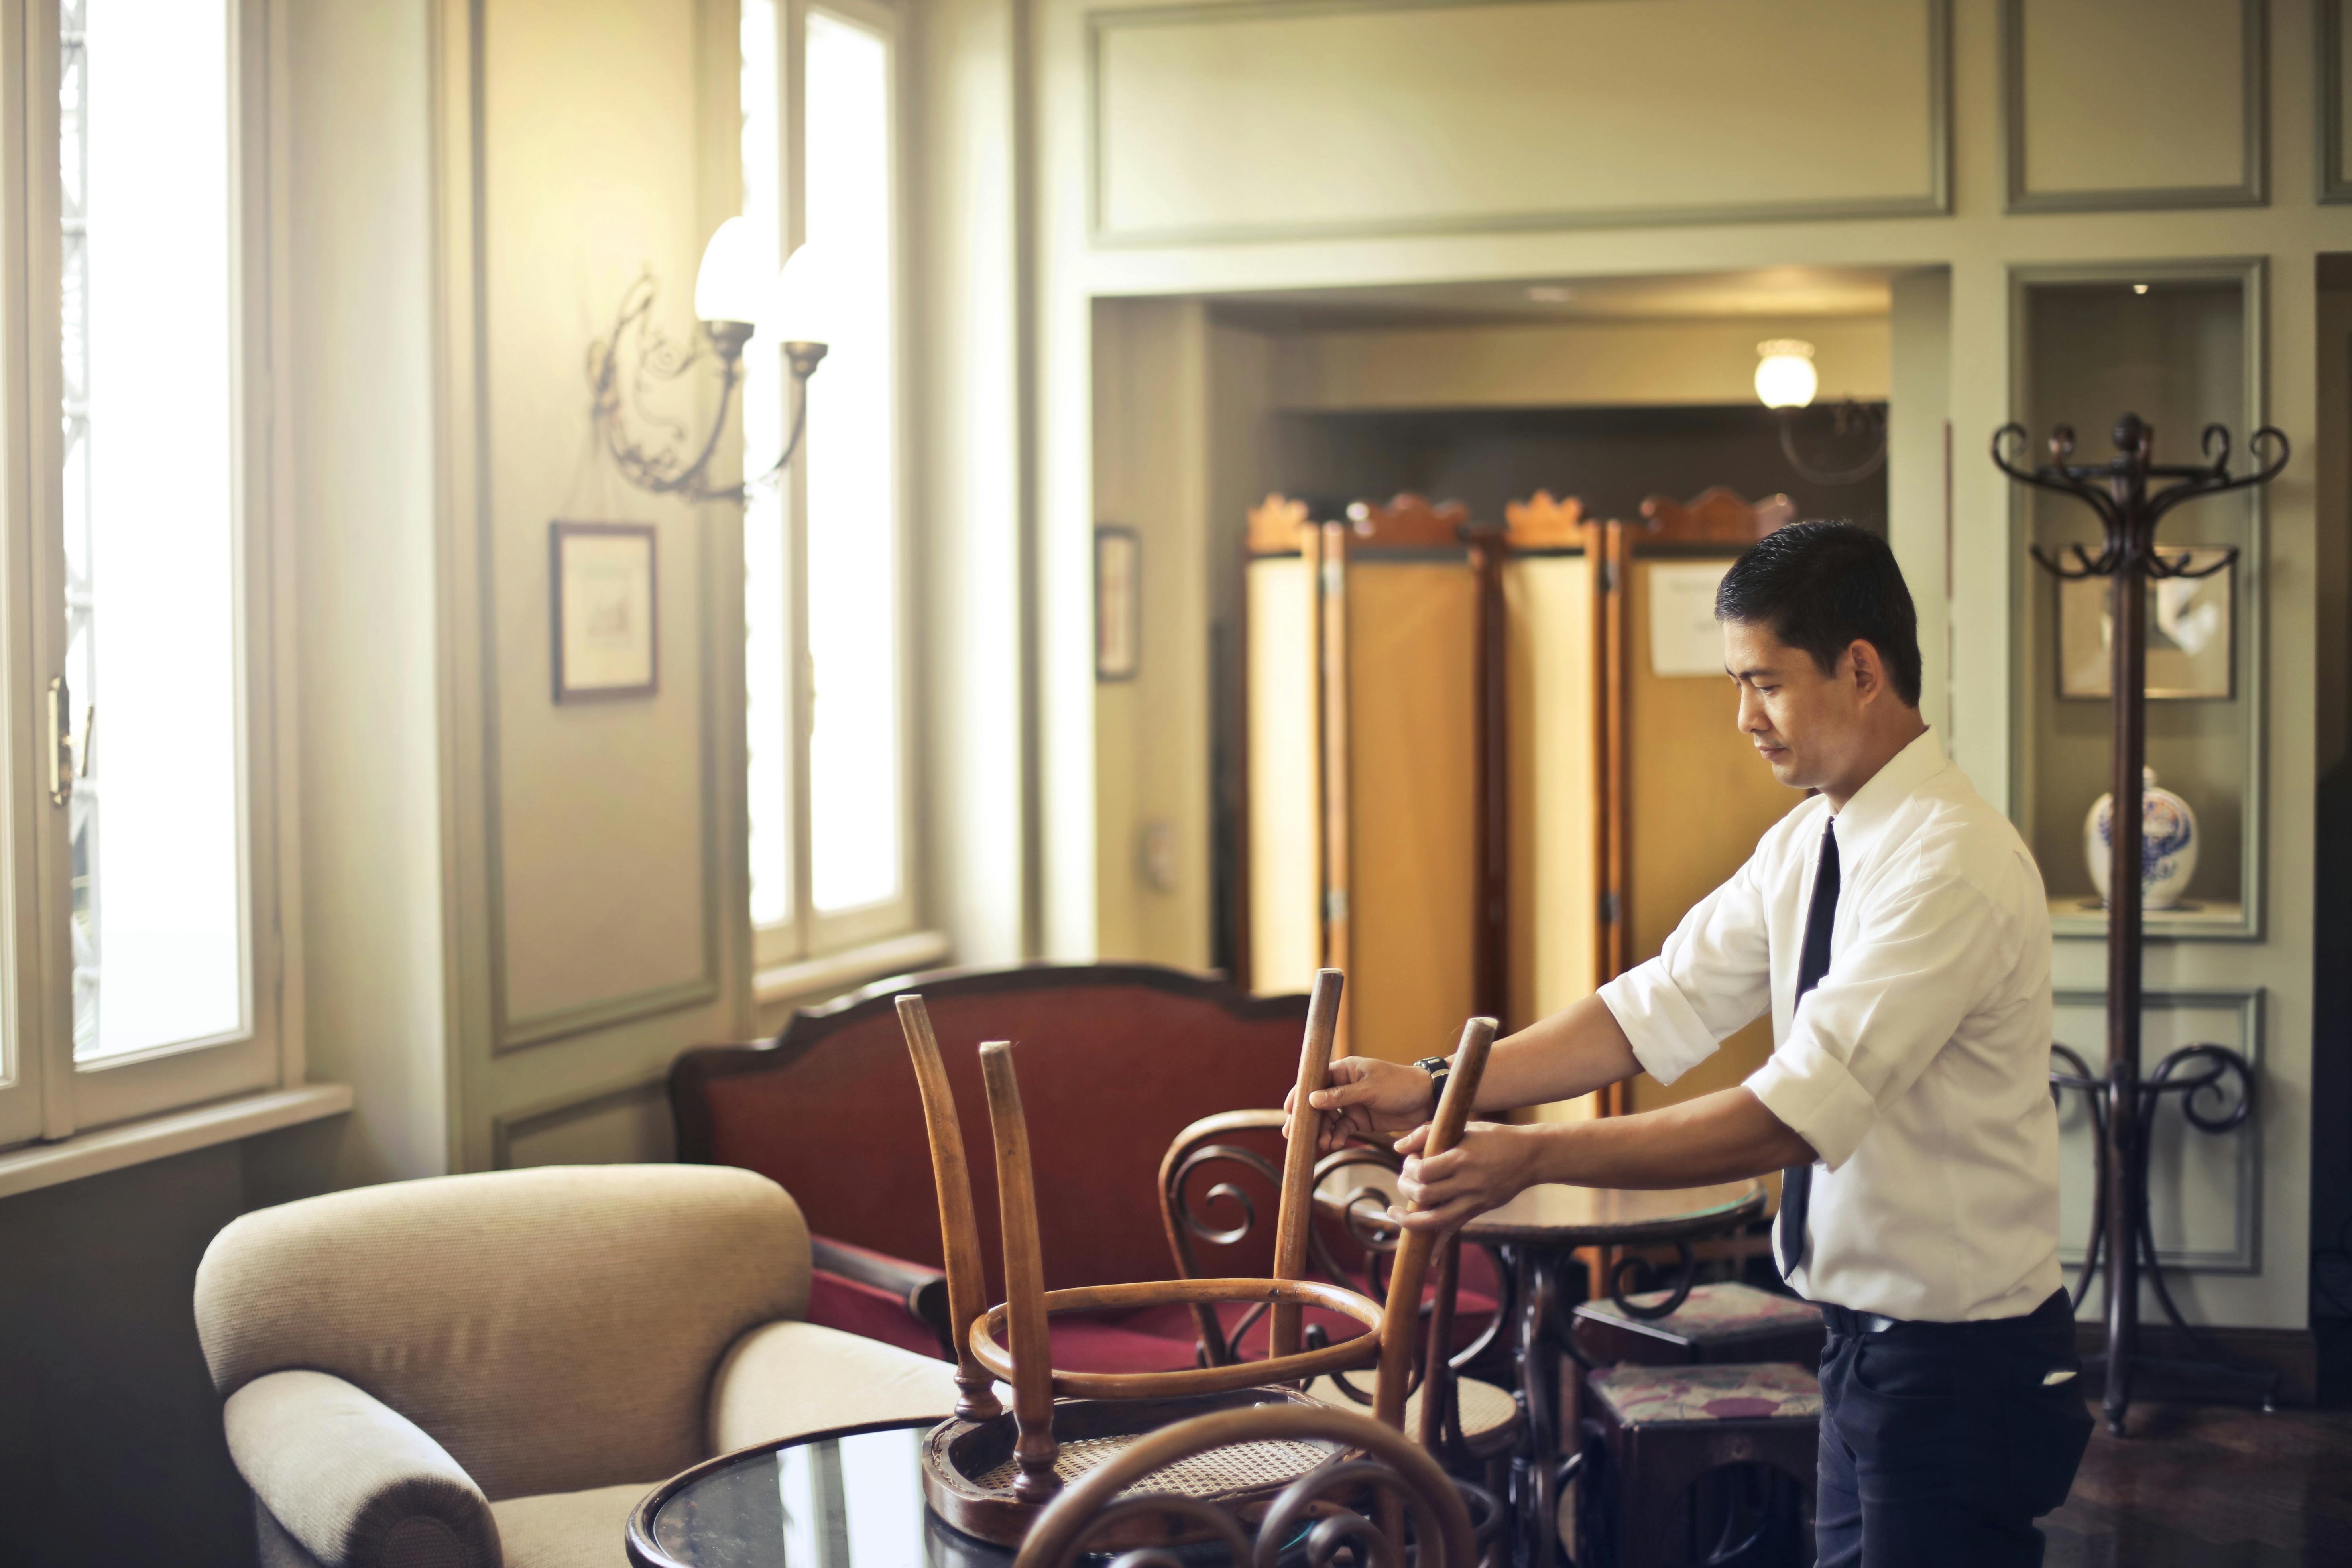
[1010,1403,1476,1568]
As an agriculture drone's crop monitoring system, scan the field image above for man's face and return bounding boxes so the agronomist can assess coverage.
[1722,619,1864,792]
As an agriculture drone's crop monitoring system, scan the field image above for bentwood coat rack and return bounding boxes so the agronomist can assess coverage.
[1993,413,2287,1434]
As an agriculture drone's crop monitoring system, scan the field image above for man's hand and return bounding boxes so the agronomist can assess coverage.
[1282,1056,1436,1153]
[1392,1121,1539,1232]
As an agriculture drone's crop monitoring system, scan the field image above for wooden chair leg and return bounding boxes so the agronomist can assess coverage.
[1375,1016,1496,1432]
[894,995,1003,1422]
[978,1041,1059,1502]
[1269,968,1344,1361]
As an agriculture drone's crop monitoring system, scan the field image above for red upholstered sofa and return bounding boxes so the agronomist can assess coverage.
[668,961,1496,1373]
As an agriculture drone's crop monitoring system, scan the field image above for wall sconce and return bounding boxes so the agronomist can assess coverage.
[588,219,830,504]
[1755,337,1886,486]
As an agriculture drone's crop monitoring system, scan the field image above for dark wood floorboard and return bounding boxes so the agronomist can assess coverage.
[2042,1401,2352,1567]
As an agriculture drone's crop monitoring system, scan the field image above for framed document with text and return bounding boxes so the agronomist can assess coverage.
[550,521,658,702]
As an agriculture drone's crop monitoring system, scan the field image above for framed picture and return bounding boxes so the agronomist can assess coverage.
[550,521,658,702]
[2058,547,2233,700]
[1095,525,1140,682]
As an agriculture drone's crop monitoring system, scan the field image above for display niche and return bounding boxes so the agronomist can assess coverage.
[2013,264,2263,940]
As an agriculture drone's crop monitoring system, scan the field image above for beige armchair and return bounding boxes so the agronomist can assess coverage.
[194,1163,961,1568]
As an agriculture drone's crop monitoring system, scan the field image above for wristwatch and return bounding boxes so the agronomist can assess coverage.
[1414,1055,1452,1106]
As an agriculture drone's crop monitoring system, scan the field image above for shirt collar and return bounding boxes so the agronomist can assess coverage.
[1826,727,1945,866]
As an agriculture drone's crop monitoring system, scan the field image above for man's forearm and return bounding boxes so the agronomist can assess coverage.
[1472,993,1643,1112]
[1523,1086,1815,1190]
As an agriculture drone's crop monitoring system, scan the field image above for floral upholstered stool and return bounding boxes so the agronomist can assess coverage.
[1577,1361,1820,1568]
[1572,1280,1826,1370]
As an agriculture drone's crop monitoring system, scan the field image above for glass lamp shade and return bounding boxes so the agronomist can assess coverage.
[769,243,836,347]
[1754,339,1818,410]
[694,216,766,327]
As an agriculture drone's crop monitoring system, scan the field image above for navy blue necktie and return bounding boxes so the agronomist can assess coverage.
[1775,818,1839,1281]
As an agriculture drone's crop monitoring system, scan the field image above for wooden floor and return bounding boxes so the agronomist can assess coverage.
[2043,1401,2352,1566]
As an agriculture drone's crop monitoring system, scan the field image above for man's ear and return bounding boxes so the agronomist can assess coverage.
[1846,638,1884,700]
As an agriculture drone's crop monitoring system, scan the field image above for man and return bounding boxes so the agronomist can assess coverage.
[1292,522,2092,1565]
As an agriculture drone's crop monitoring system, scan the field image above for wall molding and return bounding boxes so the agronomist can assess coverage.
[2319,0,2352,201]
[2002,0,2268,214]
[488,1071,669,1169]
[2053,987,2264,1276]
[2006,257,2270,946]
[1085,0,1952,249]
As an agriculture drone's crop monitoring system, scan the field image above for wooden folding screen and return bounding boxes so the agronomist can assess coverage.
[1243,494,1492,1064]
[1611,488,1798,1113]
[1241,484,1796,1101]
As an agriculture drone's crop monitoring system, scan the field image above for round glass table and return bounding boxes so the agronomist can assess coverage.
[629,1418,1024,1568]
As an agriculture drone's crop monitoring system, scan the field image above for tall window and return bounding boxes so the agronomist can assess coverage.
[0,0,283,1149]
[741,0,913,972]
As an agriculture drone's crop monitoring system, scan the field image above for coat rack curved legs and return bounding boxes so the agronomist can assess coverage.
[2050,1042,2279,1423]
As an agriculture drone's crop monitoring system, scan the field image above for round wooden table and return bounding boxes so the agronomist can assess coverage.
[1462,1179,1769,1568]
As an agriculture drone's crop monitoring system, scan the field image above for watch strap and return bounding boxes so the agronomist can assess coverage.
[1414,1055,1451,1104]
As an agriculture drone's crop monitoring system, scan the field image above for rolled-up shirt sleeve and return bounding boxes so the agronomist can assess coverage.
[1746,867,2015,1170]
[1599,851,1772,1086]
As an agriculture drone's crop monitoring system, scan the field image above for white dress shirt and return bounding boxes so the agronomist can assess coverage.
[1599,729,2061,1322]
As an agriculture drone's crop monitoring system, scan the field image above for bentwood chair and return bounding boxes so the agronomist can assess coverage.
[1158,1112,1525,1476]
[1011,1402,1479,1568]
[897,970,1496,1546]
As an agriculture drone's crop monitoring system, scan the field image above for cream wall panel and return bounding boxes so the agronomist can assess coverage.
[289,0,450,1186]
[2009,0,2262,209]
[1091,300,1213,968]
[1271,315,1890,411]
[1091,0,1945,245]
[1504,555,1598,1123]
[480,0,715,1033]
[494,1077,675,1169]
[1246,557,1321,994]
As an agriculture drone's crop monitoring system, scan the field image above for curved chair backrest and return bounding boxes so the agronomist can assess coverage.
[895,972,1346,1429]
[1010,1402,1478,1568]
[193,1164,808,1500]
[675,962,1312,1298]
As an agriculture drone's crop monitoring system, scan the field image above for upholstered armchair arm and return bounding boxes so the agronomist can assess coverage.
[810,1234,952,1357]
[222,1369,499,1568]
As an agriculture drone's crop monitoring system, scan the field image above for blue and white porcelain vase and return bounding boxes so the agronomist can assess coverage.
[2085,767,2198,911]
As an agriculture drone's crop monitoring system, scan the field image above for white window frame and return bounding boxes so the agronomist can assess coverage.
[0,0,297,1152]
[747,0,920,978]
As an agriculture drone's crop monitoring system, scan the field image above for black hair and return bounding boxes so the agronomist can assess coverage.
[1714,521,1922,706]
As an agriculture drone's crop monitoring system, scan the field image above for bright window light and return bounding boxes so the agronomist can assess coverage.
[67,0,246,1059]
[740,0,792,934]
[803,11,901,915]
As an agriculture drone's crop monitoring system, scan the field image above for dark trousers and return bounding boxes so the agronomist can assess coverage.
[1814,1289,2092,1568]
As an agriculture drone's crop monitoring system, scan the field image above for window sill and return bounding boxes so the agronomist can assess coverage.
[753,929,951,1011]
[0,1083,353,1203]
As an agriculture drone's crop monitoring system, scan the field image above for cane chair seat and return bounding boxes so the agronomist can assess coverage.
[1307,1371,1522,1458]
[969,1418,1343,1496]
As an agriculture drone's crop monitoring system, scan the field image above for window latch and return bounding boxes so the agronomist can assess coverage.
[46,676,71,806]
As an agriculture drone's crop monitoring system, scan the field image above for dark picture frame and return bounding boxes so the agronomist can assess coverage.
[550,520,659,703]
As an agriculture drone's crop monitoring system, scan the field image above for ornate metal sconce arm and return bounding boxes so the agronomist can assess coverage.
[586,271,823,506]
